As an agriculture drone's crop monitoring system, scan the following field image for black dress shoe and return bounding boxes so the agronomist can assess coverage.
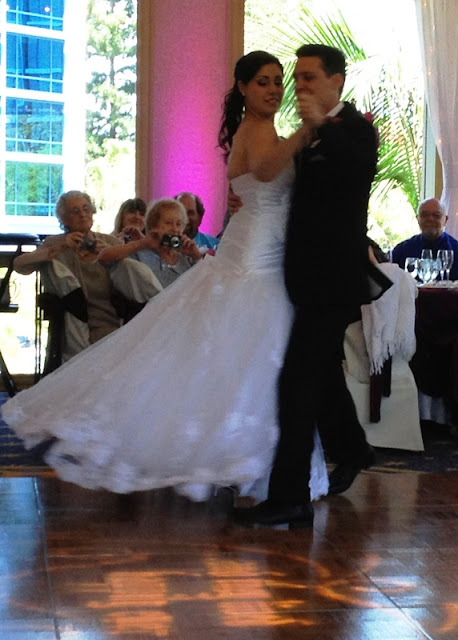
[328,447,376,495]
[233,500,314,529]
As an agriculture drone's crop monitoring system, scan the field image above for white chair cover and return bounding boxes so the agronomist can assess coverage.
[344,264,424,451]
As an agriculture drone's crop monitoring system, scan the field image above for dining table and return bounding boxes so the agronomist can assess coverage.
[409,282,458,425]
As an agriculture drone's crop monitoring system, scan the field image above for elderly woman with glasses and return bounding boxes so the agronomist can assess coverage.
[14,190,161,367]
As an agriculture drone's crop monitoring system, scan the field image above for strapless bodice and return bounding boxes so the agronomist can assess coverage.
[216,164,294,273]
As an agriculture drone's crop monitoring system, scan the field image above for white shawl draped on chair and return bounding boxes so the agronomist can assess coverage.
[344,264,424,451]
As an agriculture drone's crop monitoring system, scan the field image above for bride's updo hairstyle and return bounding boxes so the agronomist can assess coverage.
[218,50,283,159]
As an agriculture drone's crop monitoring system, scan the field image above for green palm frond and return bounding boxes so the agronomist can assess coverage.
[249,0,423,222]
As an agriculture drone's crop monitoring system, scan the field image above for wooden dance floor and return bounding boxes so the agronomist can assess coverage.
[1,470,458,639]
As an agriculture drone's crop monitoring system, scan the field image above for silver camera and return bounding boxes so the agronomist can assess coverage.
[160,234,182,248]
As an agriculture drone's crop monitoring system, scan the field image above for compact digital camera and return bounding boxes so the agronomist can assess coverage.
[79,236,97,252]
[160,234,182,248]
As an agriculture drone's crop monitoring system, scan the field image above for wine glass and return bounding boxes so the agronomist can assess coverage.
[437,249,446,281]
[429,258,440,283]
[421,249,433,260]
[442,249,454,281]
[404,257,418,279]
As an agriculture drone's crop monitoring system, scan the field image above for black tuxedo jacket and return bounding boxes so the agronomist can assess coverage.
[284,102,378,310]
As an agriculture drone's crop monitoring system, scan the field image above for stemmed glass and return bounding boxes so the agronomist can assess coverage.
[442,249,454,281]
[429,258,440,283]
[437,249,446,281]
[421,249,433,260]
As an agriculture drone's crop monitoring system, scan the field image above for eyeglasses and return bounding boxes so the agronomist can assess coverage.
[67,205,93,215]
[418,211,444,220]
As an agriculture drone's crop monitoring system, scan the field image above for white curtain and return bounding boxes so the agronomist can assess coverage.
[416,0,458,238]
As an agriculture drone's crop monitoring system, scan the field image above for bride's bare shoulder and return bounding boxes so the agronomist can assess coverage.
[241,117,275,135]
[227,120,276,180]
[227,128,248,180]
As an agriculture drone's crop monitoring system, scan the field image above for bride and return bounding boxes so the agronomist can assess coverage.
[1,51,329,503]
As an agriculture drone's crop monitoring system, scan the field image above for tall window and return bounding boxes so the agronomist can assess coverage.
[0,0,136,376]
[244,0,425,249]
[0,0,136,235]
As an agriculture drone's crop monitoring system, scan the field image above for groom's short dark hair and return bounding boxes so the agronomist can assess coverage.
[296,44,346,79]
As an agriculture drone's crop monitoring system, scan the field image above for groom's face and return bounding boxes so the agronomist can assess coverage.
[293,56,343,115]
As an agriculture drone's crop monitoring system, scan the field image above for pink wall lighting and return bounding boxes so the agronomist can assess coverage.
[148,0,232,235]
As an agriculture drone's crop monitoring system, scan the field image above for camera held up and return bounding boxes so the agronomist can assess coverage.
[160,234,182,248]
[79,236,97,252]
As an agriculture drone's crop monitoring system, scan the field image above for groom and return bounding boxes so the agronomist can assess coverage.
[235,44,378,528]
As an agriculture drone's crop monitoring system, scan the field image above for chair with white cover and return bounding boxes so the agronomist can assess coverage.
[343,263,424,451]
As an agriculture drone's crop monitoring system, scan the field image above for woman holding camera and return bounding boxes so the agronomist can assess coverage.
[112,197,147,242]
[13,190,160,363]
[99,198,202,289]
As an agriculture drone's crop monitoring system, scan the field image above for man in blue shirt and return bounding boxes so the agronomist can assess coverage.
[174,192,219,253]
[392,197,458,280]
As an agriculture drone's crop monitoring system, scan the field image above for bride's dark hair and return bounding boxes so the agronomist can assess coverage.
[218,50,283,159]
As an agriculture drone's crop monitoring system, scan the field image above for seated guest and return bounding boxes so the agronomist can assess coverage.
[174,192,219,252]
[99,198,202,289]
[14,190,161,365]
[112,197,147,242]
[392,197,458,279]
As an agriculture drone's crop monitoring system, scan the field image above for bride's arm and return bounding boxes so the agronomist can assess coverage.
[246,121,309,182]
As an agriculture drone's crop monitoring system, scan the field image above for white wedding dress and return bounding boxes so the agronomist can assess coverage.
[2,165,329,501]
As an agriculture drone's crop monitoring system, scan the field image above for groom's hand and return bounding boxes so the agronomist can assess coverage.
[228,184,243,215]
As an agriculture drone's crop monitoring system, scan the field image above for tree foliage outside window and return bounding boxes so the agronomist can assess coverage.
[86,0,136,157]
[85,0,137,226]
[245,0,424,248]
